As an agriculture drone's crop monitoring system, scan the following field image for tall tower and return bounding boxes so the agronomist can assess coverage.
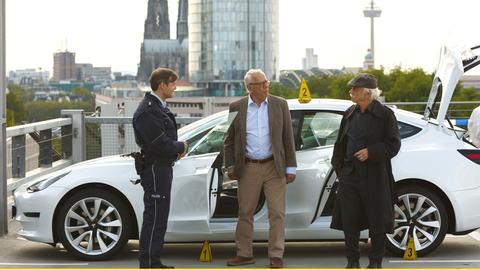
[177,0,188,44]
[363,0,381,68]
[143,0,170,39]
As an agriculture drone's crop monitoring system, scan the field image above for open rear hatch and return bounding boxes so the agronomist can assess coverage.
[423,45,480,130]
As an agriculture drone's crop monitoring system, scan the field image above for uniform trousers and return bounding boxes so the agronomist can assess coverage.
[338,168,386,261]
[235,160,286,258]
[138,163,173,268]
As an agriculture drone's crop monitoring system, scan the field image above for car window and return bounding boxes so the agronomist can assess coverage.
[188,112,238,156]
[398,121,421,139]
[300,111,342,150]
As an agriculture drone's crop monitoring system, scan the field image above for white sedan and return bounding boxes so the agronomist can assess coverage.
[13,45,480,260]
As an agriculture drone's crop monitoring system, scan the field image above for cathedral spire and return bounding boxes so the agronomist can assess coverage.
[143,0,170,39]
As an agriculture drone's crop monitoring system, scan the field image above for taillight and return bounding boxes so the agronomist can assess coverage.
[458,149,480,164]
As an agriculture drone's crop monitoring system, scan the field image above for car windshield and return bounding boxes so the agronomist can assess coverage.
[178,110,228,140]
[187,111,237,156]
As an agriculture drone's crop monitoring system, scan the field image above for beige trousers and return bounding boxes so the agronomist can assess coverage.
[235,160,286,258]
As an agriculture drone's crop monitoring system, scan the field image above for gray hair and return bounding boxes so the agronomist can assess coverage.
[364,87,382,100]
[244,69,267,90]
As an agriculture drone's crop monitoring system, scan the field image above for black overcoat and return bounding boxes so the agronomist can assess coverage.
[330,99,401,234]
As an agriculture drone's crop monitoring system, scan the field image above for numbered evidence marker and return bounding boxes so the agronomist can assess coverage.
[199,240,212,262]
[403,235,417,260]
[298,78,312,104]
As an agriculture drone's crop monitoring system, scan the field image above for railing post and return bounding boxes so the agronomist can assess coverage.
[61,110,85,164]
[38,130,52,167]
[0,0,7,236]
[11,135,26,177]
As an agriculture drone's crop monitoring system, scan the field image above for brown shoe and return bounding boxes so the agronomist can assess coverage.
[270,257,283,268]
[226,256,255,266]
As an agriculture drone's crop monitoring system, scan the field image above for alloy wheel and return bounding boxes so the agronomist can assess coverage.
[387,193,442,253]
[63,197,123,256]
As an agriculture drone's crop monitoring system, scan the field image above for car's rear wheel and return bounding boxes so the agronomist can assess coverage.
[386,185,448,256]
[56,188,131,260]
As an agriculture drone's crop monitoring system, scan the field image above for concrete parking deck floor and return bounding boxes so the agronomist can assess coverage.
[2,219,480,268]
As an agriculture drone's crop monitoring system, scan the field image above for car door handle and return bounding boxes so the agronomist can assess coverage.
[130,178,141,185]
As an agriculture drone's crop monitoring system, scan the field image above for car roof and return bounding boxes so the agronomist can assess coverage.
[287,98,428,127]
[287,98,353,111]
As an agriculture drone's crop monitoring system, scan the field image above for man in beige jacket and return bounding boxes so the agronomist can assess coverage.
[224,69,297,268]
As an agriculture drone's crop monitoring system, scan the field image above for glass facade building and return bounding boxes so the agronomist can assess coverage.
[189,0,279,96]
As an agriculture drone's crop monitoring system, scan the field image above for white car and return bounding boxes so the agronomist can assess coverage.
[13,45,480,260]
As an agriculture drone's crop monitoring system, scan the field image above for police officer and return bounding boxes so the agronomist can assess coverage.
[133,68,188,268]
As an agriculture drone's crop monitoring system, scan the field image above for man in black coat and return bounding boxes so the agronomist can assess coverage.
[133,68,188,268]
[330,73,401,268]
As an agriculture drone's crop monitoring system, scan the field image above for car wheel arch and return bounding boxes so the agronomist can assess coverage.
[52,183,139,244]
[395,178,455,234]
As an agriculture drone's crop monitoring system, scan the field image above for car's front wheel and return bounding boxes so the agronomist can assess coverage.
[386,185,448,256]
[56,188,131,260]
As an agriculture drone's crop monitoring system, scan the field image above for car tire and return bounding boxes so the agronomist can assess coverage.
[56,188,131,260]
[386,184,448,257]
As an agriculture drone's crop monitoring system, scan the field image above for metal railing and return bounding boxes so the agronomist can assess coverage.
[5,110,199,192]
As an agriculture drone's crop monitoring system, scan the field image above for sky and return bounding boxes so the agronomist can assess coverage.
[5,0,480,76]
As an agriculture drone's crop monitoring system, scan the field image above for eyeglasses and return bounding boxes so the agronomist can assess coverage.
[249,80,270,87]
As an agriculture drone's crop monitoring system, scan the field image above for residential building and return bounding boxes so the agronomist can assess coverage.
[53,50,76,81]
[8,68,50,85]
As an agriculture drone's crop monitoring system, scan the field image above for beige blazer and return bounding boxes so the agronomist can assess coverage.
[224,95,297,178]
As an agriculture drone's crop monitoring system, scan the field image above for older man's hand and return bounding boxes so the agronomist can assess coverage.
[354,148,369,162]
[286,174,296,184]
[228,167,239,180]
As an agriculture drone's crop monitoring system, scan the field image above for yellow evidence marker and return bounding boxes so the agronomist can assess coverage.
[199,240,212,262]
[298,78,312,104]
[403,235,417,260]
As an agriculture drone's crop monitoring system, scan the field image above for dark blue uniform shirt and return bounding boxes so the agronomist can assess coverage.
[133,92,184,164]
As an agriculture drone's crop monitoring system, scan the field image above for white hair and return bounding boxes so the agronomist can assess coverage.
[364,87,382,100]
[244,69,267,91]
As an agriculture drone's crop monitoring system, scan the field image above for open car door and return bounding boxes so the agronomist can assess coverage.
[167,112,237,234]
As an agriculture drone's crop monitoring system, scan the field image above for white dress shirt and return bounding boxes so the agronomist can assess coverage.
[245,95,296,175]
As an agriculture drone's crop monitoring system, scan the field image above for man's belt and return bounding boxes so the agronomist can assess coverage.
[245,156,274,164]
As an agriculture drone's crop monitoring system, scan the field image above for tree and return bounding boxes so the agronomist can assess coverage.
[71,87,94,101]
[26,101,93,122]
[269,82,296,99]
[6,85,28,125]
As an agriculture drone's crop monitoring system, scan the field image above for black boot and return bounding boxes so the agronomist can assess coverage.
[345,258,360,268]
[366,259,382,268]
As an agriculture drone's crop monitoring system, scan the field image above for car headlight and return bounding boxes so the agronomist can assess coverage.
[27,171,71,193]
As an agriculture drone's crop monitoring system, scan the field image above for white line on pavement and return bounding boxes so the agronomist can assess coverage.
[0,263,89,266]
[389,260,480,263]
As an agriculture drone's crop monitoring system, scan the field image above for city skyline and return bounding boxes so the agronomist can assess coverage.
[5,0,480,76]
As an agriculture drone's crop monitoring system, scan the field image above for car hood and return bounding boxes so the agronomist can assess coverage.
[69,155,132,170]
[424,45,480,128]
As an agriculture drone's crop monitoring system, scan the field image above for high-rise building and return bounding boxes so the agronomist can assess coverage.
[189,0,279,96]
[53,51,76,81]
[137,0,188,82]
[302,48,318,70]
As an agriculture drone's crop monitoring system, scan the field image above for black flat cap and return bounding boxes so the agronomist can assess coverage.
[347,73,377,89]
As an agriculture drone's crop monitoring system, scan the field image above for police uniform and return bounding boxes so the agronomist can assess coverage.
[133,92,185,268]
